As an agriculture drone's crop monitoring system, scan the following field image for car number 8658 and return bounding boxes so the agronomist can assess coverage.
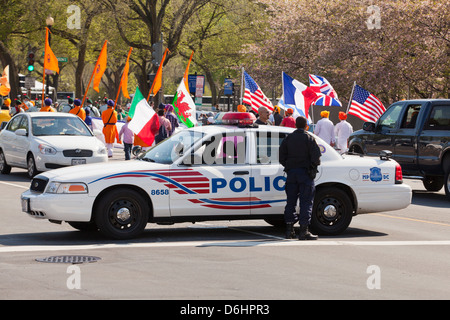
[150,189,169,196]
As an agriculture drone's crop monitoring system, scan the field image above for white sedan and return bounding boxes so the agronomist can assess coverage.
[20,113,412,239]
[0,112,107,178]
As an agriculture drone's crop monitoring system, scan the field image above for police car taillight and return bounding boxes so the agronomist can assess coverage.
[221,112,256,126]
[395,164,403,184]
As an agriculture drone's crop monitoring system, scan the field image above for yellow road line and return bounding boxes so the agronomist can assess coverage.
[373,213,450,227]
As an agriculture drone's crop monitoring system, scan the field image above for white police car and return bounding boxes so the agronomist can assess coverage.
[20,112,412,239]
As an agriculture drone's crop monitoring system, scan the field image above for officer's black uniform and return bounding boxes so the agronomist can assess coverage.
[279,118,321,240]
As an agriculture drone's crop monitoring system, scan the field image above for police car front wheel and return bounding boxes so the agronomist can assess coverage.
[95,188,149,239]
[311,187,353,235]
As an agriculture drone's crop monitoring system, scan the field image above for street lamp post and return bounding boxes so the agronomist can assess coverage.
[45,16,54,98]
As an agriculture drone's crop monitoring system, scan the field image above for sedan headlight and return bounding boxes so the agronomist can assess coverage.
[38,144,57,155]
[46,182,88,194]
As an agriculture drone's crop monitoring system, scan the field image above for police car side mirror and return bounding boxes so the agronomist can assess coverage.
[132,145,142,156]
[0,121,7,131]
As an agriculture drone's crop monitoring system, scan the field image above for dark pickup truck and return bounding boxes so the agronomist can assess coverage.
[348,99,450,200]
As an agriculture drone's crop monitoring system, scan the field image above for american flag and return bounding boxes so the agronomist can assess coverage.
[243,71,273,113]
[348,84,386,122]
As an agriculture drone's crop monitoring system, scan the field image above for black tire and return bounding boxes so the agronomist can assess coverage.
[0,150,11,174]
[95,188,149,239]
[27,153,38,178]
[422,175,444,192]
[311,187,353,235]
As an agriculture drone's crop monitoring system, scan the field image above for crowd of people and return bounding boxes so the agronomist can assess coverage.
[1,94,354,161]
[237,104,354,154]
[0,95,182,161]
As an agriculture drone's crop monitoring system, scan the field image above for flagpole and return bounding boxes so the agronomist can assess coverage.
[346,81,356,113]
[81,40,107,108]
[41,28,48,108]
[240,67,244,105]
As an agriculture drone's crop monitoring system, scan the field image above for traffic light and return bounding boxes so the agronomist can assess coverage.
[27,51,35,72]
[151,41,163,67]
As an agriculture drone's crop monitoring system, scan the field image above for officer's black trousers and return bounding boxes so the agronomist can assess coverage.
[284,167,315,226]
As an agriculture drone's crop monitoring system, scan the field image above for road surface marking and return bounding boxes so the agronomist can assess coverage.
[0,181,28,189]
[373,213,450,227]
[1,240,449,253]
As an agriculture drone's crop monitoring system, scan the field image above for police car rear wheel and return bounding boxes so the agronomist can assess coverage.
[311,187,353,235]
[95,189,149,239]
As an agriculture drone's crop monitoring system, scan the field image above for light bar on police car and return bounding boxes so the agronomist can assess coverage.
[221,112,256,125]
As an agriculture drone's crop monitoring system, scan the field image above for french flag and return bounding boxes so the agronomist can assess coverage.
[282,72,318,120]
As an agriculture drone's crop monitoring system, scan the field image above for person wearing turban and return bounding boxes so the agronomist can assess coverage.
[335,112,353,154]
[280,108,296,128]
[314,110,335,146]
[69,99,86,120]
[40,98,56,112]
[237,105,246,112]
[164,104,179,136]
[102,99,120,158]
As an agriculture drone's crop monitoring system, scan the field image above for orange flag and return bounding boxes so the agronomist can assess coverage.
[121,47,133,99]
[44,27,59,74]
[93,40,107,93]
[183,51,194,91]
[147,48,169,101]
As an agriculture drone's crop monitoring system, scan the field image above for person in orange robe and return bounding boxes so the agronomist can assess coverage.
[40,98,56,112]
[102,99,120,158]
[69,99,86,120]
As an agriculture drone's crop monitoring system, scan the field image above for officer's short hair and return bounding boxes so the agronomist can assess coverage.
[296,116,307,129]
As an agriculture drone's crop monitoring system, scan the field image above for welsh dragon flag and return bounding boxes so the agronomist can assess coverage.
[172,79,197,127]
[128,87,160,145]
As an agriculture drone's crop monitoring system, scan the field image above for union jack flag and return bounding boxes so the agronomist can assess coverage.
[243,71,273,113]
[348,84,386,123]
[309,74,342,107]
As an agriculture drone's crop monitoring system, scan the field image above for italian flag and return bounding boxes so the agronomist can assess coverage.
[172,79,197,128]
[128,87,160,145]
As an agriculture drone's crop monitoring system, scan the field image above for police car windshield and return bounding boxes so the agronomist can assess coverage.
[140,130,204,164]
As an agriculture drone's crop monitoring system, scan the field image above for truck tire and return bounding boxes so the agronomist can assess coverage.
[445,170,450,201]
[95,188,149,239]
[422,176,444,192]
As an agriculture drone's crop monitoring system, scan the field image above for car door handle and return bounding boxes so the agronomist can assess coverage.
[233,171,249,175]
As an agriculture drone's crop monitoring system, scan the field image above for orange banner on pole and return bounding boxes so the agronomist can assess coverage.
[93,40,108,93]
[147,48,169,102]
[121,47,133,100]
[183,51,194,91]
[44,27,59,74]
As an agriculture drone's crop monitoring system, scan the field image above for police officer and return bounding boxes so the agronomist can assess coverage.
[279,116,321,240]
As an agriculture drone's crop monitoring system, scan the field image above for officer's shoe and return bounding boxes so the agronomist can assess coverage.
[285,223,296,239]
[298,225,318,240]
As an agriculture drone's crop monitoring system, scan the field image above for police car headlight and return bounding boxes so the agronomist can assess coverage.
[38,144,57,155]
[46,182,88,194]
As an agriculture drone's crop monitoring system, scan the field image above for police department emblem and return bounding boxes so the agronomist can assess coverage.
[369,167,382,182]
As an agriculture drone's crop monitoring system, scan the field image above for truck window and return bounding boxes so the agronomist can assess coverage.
[400,104,422,129]
[378,104,403,129]
[424,105,450,130]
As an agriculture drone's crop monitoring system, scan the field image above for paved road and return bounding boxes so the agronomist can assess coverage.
[0,154,449,301]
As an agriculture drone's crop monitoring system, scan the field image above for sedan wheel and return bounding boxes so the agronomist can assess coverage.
[27,154,38,178]
[311,187,353,235]
[0,150,11,174]
[95,188,149,239]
